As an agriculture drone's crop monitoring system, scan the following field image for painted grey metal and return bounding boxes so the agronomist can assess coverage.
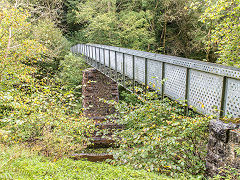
[133,55,135,92]
[225,78,240,117]
[145,58,148,92]
[184,68,190,116]
[123,53,126,88]
[162,62,165,99]
[71,44,240,118]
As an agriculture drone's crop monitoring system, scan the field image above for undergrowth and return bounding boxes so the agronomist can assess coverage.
[108,91,213,179]
[0,144,169,180]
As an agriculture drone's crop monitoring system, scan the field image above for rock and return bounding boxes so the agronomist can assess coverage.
[206,119,240,177]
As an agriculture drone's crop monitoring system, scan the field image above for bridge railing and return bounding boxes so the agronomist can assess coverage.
[71,44,240,118]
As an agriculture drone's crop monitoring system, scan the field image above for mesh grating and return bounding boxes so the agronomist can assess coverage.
[99,48,104,64]
[110,51,116,69]
[92,47,96,61]
[125,54,133,78]
[165,64,186,100]
[188,70,223,115]
[116,52,123,73]
[135,57,145,84]
[225,78,240,117]
[105,49,110,67]
[147,60,162,92]
[96,47,99,62]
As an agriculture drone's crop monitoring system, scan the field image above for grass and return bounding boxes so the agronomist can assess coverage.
[0,144,171,180]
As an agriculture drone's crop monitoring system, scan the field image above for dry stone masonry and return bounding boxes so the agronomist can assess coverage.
[82,68,119,118]
[206,119,240,177]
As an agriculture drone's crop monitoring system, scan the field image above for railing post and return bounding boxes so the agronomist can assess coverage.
[98,47,101,70]
[95,46,97,68]
[84,45,87,62]
[184,68,190,116]
[220,76,227,117]
[133,55,135,93]
[123,53,126,88]
[86,45,87,62]
[87,45,89,64]
[83,44,85,57]
[88,45,90,64]
[87,45,89,63]
[145,58,148,93]
[109,50,111,78]
[90,46,93,66]
[161,62,165,99]
[115,51,118,82]
[103,48,106,74]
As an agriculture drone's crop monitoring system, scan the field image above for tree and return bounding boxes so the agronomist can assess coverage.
[200,0,240,67]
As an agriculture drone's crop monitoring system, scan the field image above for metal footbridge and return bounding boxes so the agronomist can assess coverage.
[71,44,240,118]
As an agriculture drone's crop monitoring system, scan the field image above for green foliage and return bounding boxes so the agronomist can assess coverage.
[119,87,142,105]
[66,0,240,66]
[0,144,169,180]
[66,0,155,51]
[0,1,93,159]
[56,53,89,113]
[86,12,121,46]
[199,0,240,67]
[32,19,69,61]
[118,10,155,50]
[0,83,96,157]
[212,166,240,180]
[58,53,88,90]
[66,0,207,58]
[111,92,212,178]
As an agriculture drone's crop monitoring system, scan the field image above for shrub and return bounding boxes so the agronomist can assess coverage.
[0,2,92,159]
[58,53,88,91]
[111,92,212,178]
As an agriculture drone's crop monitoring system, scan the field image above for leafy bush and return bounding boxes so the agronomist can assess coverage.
[56,53,89,113]
[0,84,96,158]
[110,92,212,178]
[193,0,240,66]
[118,86,142,105]
[32,19,69,61]
[0,2,93,159]
[58,53,88,91]
[212,166,240,180]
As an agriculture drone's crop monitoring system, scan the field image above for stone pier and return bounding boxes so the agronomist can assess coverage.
[206,119,240,177]
[82,68,119,118]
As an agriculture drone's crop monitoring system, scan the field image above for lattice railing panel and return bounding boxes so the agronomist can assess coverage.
[99,48,104,64]
[95,47,100,62]
[225,78,240,117]
[165,64,186,101]
[188,70,223,115]
[105,49,110,67]
[110,50,116,69]
[147,60,162,92]
[125,54,133,78]
[135,56,145,84]
[116,52,123,73]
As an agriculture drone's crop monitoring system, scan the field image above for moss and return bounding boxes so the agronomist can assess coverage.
[220,117,240,125]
